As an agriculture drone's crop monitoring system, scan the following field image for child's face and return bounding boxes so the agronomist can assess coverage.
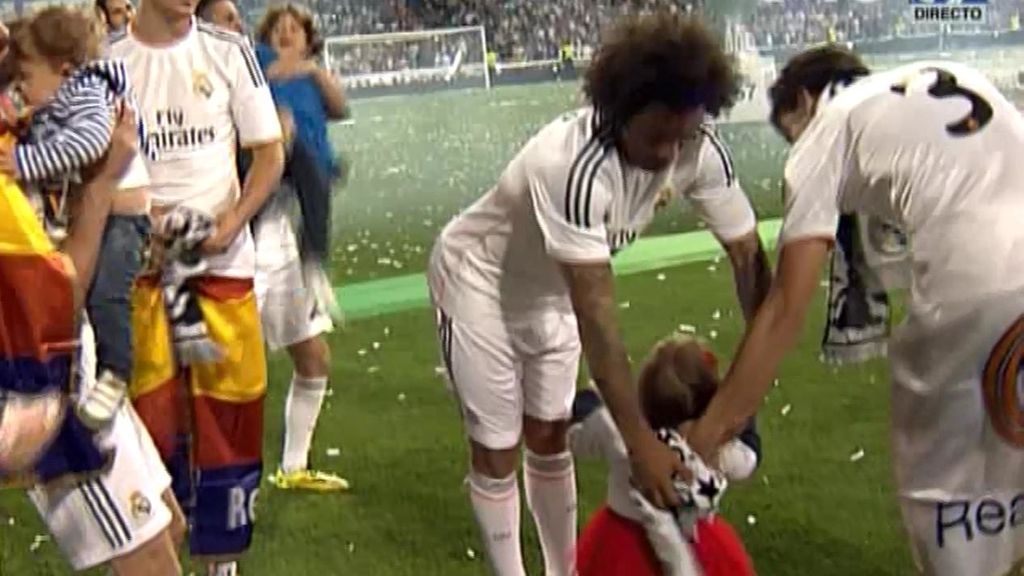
[270,13,309,58]
[16,56,65,108]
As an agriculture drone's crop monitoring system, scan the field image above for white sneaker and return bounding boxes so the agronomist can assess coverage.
[208,561,238,576]
[77,370,126,430]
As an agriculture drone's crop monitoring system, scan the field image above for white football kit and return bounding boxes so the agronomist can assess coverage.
[109,20,282,278]
[253,185,333,350]
[782,61,1024,576]
[428,108,756,449]
[29,321,173,571]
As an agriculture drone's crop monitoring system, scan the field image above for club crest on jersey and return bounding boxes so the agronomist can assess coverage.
[130,491,152,520]
[192,70,213,99]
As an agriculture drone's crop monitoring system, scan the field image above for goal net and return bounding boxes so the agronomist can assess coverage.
[323,26,492,98]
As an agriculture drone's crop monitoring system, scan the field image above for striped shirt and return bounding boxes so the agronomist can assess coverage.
[15,59,154,187]
[428,107,757,315]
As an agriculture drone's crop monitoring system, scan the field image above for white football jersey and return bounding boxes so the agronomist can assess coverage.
[429,107,756,315]
[781,61,1024,499]
[781,61,1024,311]
[110,20,282,277]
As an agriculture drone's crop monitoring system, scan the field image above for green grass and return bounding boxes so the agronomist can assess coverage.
[332,82,788,284]
[0,83,911,575]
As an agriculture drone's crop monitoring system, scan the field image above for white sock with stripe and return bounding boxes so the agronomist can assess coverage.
[524,449,577,576]
[468,471,525,576]
[282,374,328,473]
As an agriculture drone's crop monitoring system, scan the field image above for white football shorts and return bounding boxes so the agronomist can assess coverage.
[253,191,333,351]
[433,298,581,450]
[28,321,172,571]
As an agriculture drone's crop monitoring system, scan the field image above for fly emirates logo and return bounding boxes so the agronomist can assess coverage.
[147,108,216,153]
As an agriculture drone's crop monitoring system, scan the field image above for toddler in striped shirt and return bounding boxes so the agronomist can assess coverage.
[0,7,153,430]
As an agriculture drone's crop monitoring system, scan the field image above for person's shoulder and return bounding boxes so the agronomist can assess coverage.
[196,20,253,54]
[529,108,616,176]
[106,29,134,55]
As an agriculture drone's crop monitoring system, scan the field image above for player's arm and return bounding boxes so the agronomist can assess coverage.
[685,129,771,324]
[688,117,848,462]
[64,104,139,300]
[529,164,686,508]
[9,89,113,183]
[204,38,285,254]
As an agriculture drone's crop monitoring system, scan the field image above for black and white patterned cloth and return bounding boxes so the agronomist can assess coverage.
[158,207,223,366]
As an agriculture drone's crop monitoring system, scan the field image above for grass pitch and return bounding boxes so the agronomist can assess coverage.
[0,82,912,575]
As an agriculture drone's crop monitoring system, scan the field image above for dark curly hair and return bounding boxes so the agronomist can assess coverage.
[769,45,870,133]
[584,13,739,133]
[256,4,323,59]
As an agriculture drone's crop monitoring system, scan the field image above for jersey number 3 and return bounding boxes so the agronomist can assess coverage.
[890,68,993,136]
[982,315,1024,448]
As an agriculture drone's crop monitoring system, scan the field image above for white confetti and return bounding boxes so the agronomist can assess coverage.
[326,447,341,457]
[7,517,13,526]
[397,393,406,402]
[761,475,770,486]
[819,280,830,288]
[434,365,448,376]
[711,309,721,320]
[367,366,380,374]
[384,327,391,337]
[849,448,865,462]
[780,404,792,416]
[772,378,780,388]
[713,255,722,264]
[357,349,367,357]
[377,257,392,266]
[347,542,356,553]
[746,514,757,526]
[466,548,477,560]
[372,341,381,350]
[707,265,718,272]
[677,324,697,334]
[709,330,718,340]
[346,244,358,252]
[619,301,631,309]
[656,273,666,281]
[325,388,334,397]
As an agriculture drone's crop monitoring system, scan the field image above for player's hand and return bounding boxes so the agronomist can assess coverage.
[266,57,317,80]
[629,427,690,509]
[201,209,242,255]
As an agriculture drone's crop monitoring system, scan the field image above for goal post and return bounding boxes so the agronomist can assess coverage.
[323,25,492,98]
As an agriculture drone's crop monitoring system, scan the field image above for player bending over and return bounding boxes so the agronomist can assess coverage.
[572,334,759,576]
[428,13,770,576]
[687,45,1024,576]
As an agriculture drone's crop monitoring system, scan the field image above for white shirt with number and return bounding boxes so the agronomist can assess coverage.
[109,20,282,278]
[780,61,1024,498]
[429,107,756,316]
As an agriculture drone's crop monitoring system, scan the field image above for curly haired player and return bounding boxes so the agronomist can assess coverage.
[428,12,770,575]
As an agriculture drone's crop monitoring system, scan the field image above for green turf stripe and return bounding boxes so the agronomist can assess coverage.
[336,218,782,320]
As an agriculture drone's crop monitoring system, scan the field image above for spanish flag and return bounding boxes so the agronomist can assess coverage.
[0,134,108,485]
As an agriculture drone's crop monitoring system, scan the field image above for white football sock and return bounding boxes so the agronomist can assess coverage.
[468,471,525,576]
[281,374,328,473]
[207,561,237,576]
[524,449,577,576]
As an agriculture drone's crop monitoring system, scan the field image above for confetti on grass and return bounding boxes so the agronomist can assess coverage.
[780,404,792,416]
[746,514,757,526]
[656,273,666,281]
[849,448,865,462]
[466,548,477,560]
[326,448,341,457]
